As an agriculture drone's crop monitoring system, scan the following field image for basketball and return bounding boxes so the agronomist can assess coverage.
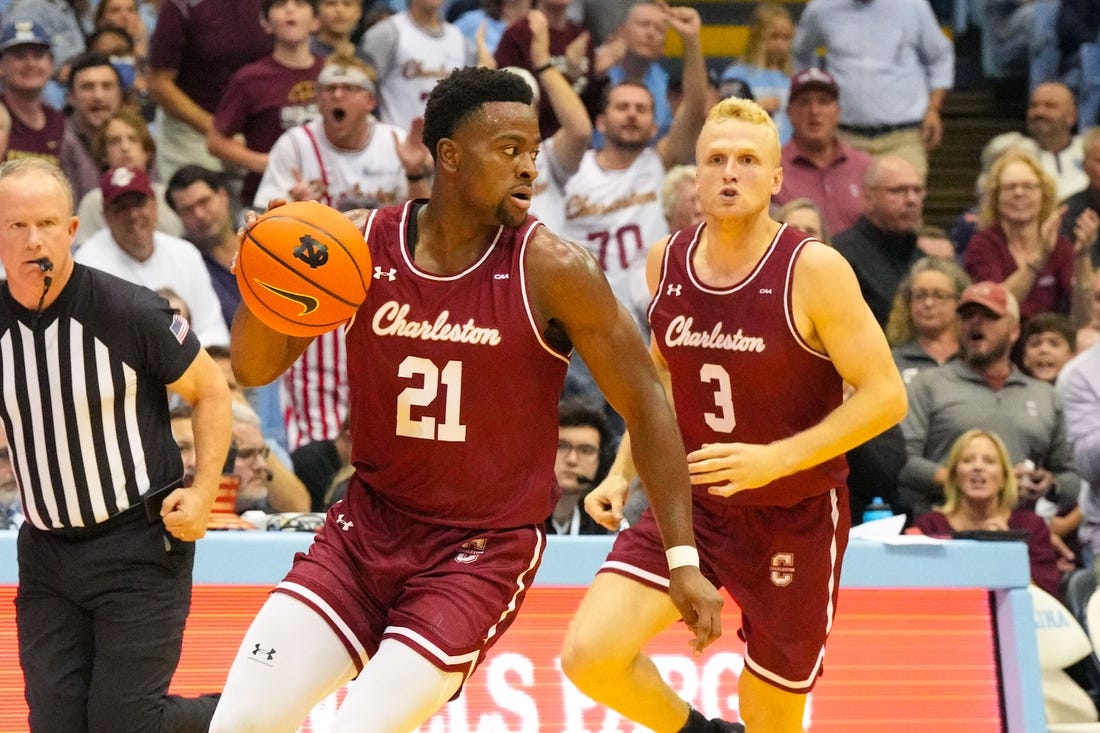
[235,201,371,337]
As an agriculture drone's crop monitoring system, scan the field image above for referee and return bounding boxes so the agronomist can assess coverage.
[0,159,233,732]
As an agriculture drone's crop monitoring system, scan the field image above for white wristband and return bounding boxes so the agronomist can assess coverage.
[665,545,700,570]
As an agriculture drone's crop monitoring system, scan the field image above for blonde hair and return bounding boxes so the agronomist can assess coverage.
[740,3,793,74]
[978,149,1058,229]
[704,97,780,159]
[0,159,74,213]
[776,197,830,244]
[884,257,972,345]
[938,429,1019,515]
[661,165,696,220]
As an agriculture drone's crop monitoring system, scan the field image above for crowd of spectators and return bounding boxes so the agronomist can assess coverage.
[0,0,1097,675]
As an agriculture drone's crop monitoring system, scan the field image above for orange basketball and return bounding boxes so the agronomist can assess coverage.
[236,201,371,337]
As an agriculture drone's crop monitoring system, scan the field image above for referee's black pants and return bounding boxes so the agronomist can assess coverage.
[15,509,218,733]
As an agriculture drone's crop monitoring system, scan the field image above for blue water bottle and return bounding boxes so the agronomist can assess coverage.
[862,496,893,524]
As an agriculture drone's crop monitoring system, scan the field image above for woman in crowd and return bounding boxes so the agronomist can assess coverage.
[886,257,971,383]
[777,197,829,244]
[964,148,1098,326]
[718,3,794,143]
[914,429,1065,597]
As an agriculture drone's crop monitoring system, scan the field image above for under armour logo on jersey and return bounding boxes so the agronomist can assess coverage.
[335,513,354,532]
[374,266,397,281]
[250,643,277,665]
[455,537,488,564]
[666,283,682,296]
[769,552,795,587]
[293,235,329,268]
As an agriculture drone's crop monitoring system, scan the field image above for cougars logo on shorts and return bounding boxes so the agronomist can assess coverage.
[455,537,488,564]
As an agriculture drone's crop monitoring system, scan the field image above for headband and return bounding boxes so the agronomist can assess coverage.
[318,64,376,94]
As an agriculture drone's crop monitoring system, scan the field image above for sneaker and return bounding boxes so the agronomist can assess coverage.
[710,720,745,733]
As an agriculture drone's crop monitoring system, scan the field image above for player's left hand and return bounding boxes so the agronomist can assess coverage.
[687,442,784,496]
[161,486,214,542]
[668,566,724,656]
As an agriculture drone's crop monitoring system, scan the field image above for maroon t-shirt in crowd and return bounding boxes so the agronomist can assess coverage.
[149,0,273,114]
[964,225,1076,320]
[4,101,66,165]
[214,55,325,204]
[494,16,604,139]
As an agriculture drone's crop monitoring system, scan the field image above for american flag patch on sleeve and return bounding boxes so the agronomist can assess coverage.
[170,313,190,344]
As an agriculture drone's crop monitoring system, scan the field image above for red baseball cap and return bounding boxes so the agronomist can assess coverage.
[101,166,154,206]
[958,281,1009,316]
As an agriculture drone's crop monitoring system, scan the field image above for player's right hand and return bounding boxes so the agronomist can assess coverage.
[584,474,629,531]
[669,567,724,655]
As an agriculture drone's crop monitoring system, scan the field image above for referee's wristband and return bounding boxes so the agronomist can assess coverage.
[666,545,700,570]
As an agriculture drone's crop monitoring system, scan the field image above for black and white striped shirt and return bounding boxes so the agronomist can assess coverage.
[0,264,200,531]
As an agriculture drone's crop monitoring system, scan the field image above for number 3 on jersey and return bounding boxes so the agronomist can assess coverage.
[396,356,467,442]
[701,363,735,433]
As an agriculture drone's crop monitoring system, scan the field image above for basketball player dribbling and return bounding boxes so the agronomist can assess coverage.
[209,65,723,733]
[560,97,908,732]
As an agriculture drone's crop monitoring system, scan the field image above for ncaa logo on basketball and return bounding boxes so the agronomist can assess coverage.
[769,552,794,587]
[455,538,488,564]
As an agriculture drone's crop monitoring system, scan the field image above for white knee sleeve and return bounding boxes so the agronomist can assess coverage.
[209,593,358,733]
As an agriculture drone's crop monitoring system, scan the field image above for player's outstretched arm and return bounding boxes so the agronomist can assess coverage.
[230,299,316,388]
[527,230,723,653]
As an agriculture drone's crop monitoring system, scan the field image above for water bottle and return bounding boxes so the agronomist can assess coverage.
[862,496,894,524]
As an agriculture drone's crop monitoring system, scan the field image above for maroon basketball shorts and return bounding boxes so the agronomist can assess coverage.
[602,488,850,693]
[277,487,546,687]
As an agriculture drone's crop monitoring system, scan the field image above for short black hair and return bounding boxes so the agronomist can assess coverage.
[558,399,613,483]
[165,165,228,212]
[422,66,533,160]
[1021,311,1076,352]
[66,51,122,91]
[87,25,135,55]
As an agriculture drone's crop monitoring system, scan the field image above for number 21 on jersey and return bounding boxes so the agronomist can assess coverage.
[396,356,467,442]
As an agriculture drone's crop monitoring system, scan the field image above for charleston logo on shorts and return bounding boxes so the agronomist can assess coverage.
[455,538,488,564]
[769,552,795,587]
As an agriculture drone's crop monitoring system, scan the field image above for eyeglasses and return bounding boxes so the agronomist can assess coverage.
[557,440,599,459]
[874,184,926,197]
[999,181,1042,194]
[910,289,957,303]
[236,446,270,462]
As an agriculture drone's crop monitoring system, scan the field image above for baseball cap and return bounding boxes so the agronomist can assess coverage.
[101,166,154,206]
[789,67,839,102]
[957,281,1009,316]
[0,21,50,55]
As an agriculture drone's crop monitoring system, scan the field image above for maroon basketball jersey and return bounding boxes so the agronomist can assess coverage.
[649,224,849,509]
[345,201,570,528]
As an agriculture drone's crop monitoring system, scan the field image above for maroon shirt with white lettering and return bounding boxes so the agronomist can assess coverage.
[649,223,849,509]
[345,201,569,528]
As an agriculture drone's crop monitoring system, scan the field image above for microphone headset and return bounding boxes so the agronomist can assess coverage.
[33,257,54,316]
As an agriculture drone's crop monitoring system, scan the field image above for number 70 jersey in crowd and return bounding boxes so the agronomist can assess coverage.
[346,201,569,528]
[558,148,668,329]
